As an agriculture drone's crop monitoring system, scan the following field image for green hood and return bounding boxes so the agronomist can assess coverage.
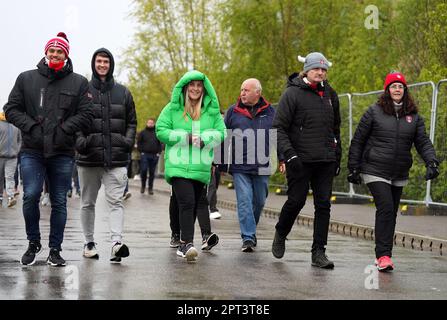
[156,70,226,185]
[168,70,220,116]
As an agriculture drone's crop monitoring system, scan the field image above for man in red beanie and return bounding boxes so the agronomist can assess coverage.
[4,32,94,267]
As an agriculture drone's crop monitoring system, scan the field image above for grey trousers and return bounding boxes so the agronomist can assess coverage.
[0,157,17,198]
[78,166,128,244]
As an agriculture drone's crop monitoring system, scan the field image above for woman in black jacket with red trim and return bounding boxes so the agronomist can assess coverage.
[347,72,439,272]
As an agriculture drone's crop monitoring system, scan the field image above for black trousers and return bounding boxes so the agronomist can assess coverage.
[367,182,403,258]
[275,162,335,252]
[171,178,210,243]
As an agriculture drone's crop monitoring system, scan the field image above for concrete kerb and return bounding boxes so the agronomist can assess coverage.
[154,187,446,255]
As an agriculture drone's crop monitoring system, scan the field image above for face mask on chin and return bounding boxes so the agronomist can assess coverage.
[45,57,67,71]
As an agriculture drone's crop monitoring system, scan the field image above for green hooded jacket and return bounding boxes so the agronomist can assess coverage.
[156,70,226,185]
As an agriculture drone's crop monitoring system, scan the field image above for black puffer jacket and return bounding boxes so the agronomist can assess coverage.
[137,127,162,154]
[76,48,137,167]
[273,73,341,163]
[348,104,437,180]
[4,58,94,158]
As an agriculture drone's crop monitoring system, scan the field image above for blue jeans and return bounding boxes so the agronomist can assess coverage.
[233,173,269,242]
[20,153,74,250]
[140,153,159,190]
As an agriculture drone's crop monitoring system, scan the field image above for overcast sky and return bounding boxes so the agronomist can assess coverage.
[0,0,138,109]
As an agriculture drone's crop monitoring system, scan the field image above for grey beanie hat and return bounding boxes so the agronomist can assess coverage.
[298,52,332,73]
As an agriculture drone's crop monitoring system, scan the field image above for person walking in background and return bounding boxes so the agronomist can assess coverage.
[156,70,226,262]
[67,162,81,198]
[225,79,276,252]
[207,110,225,220]
[0,111,21,208]
[4,32,94,266]
[271,52,341,269]
[75,48,136,262]
[347,72,439,272]
[137,118,162,195]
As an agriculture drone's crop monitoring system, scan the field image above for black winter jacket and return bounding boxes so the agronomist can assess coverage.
[273,74,341,163]
[348,104,437,180]
[4,58,94,158]
[137,127,162,154]
[75,48,137,167]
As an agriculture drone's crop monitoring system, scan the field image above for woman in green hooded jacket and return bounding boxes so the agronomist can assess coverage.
[156,70,226,261]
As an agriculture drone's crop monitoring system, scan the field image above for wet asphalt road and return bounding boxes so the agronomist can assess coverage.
[0,185,446,300]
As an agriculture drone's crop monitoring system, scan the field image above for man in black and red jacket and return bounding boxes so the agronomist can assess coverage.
[271,52,341,269]
[225,78,276,253]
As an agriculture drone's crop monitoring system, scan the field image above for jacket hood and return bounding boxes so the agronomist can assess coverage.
[168,70,220,116]
[91,48,115,82]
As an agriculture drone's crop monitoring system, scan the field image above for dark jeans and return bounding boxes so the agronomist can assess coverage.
[207,166,221,212]
[275,162,335,252]
[20,152,74,250]
[367,182,403,258]
[140,153,159,190]
[171,178,209,243]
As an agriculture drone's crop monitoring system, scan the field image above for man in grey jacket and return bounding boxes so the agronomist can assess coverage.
[0,111,21,208]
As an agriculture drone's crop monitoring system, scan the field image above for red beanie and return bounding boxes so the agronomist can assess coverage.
[383,72,407,90]
[45,32,70,57]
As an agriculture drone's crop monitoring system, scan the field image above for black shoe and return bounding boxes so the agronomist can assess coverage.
[176,243,198,261]
[311,249,334,269]
[110,243,130,262]
[67,189,72,198]
[253,235,257,247]
[272,231,286,259]
[148,188,154,195]
[140,186,145,194]
[21,241,42,265]
[170,234,181,248]
[241,240,255,252]
[201,233,219,251]
[47,248,66,267]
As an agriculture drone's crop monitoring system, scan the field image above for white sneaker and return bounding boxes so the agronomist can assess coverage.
[110,242,130,262]
[83,242,99,259]
[210,211,222,219]
[41,193,50,206]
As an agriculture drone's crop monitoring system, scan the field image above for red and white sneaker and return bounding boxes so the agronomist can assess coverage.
[375,256,394,272]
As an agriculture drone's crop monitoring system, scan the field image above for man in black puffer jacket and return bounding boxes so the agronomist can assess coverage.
[271,52,341,269]
[137,118,162,194]
[4,32,94,267]
[76,48,137,263]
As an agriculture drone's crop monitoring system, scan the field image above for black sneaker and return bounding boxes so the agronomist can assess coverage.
[311,249,335,269]
[140,186,145,194]
[21,241,42,265]
[67,189,72,198]
[241,240,255,252]
[170,234,181,248]
[148,189,154,195]
[110,243,130,262]
[47,248,66,267]
[176,243,198,262]
[201,233,219,251]
[272,231,286,259]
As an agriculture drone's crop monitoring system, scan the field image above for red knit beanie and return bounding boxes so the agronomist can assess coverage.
[383,72,407,90]
[45,32,70,57]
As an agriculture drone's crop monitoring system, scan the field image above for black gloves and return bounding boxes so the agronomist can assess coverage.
[425,160,440,181]
[334,163,341,177]
[347,169,361,185]
[285,155,302,173]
